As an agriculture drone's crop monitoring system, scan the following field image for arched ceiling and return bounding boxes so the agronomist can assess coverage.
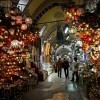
[0,0,85,52]
[25,0,85,46]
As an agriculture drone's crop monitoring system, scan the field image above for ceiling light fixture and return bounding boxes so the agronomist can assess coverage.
[63,24,68,34]
[66,36,69,40]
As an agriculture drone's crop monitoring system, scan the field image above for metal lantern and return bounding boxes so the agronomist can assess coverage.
[25,17,32,24]
[16,16,22,21]
[21,24,27,30]
[9,28,15,35]
[76,8,84,16]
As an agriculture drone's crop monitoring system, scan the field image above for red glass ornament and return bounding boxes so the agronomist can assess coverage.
[25,17,32,24]
[74,15,78,20]
[76,8,84,16]
[70,6,77,13]
[65,17,71,22]
[21,24,27,30]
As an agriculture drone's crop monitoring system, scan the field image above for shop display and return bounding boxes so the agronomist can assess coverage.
[0,6,40,100]
[79,66,100,100]
[31,62,48,81]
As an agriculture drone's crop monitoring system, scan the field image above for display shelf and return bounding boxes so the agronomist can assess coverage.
[89,86,100,100]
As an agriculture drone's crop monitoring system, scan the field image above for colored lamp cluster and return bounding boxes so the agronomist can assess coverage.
[64,4,100,64]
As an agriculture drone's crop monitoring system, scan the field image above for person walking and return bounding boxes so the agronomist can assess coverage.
[62,58,70,78]
[56,58,62,78]
[71,57,79,83]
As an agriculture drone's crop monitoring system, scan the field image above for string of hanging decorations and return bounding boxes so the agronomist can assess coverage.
[63,0,100,72]
[0,7,39,77]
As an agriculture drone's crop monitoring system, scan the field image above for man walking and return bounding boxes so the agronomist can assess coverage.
[71,57,79,83]
[56,58,62,78]
[62,58,70,78]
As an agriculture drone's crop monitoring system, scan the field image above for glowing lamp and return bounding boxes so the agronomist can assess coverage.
[16,16,22,21]
[11,40,20,48]
[70,6,77,13]
[16,20,22,24]
[11,21,16,25]
[11,16,16,20]
[25,17,32,24]
[74,15,78,20]
[10,10,16,15]
[21,24,27,30]
[76,8,84,16]
[5,13,10,17]
[9,28,15,35]
[65,17,71,22]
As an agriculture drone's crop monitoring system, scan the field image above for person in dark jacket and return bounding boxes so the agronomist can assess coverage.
[62,58,70,78]
[56,58,62,78]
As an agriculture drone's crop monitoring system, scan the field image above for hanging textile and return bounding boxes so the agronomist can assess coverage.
[56,25,64,41]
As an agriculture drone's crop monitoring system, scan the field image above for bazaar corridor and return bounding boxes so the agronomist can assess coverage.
[21,70,87,100]
[0,0,100,100]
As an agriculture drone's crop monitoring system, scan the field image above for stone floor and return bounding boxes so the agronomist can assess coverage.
[21,70,88,100]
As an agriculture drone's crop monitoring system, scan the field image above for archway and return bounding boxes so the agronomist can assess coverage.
[54,45,73,61]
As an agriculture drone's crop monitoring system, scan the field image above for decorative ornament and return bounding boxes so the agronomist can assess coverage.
[11,40,20,48]
[76,8,84,16]
[9,28,15,35]
[21,23,27,30]
[25,17,32,24]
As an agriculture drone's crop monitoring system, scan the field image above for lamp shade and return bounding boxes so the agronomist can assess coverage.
[21,24,27,30]
[25,17,32,24]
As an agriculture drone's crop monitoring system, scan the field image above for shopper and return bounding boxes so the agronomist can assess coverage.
[62,58,70,78]
[56,58,62,78]
[52,61,57,73]
[71,57,79,83]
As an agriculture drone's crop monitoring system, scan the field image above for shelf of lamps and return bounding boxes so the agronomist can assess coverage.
[88,86,100,100]
[89,92,95,100]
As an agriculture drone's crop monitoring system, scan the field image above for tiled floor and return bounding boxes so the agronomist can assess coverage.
[21,69,88,100]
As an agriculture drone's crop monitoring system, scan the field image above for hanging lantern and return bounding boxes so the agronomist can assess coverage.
[78,32,85,39]
[11,16,16,20]
[5,13,10,18]
[11,21,16,25]
[88,36,93,44]
[16,20,22,24]
[9,10,16,15]
[16,15,23,24]
[65,17,71,22]
[70,6,77,13]
[21,23,27,30]
[76,8,84,16]
[90,49,100,61]
[63,8,67,13]
[11,39,20,48]
[0,42,3,47]
[74,15,78,20]
[16,16,22,21]
[82,43,89,52]
[25,17,32,24]
[9,28,15,35]
[76,40,82,47]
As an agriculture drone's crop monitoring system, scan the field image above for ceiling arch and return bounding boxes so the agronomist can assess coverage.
[27,0,84,23]
[25,0,85,48]
[56,45,72,54]
[27,0,70,23]
[37,6,66,43]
